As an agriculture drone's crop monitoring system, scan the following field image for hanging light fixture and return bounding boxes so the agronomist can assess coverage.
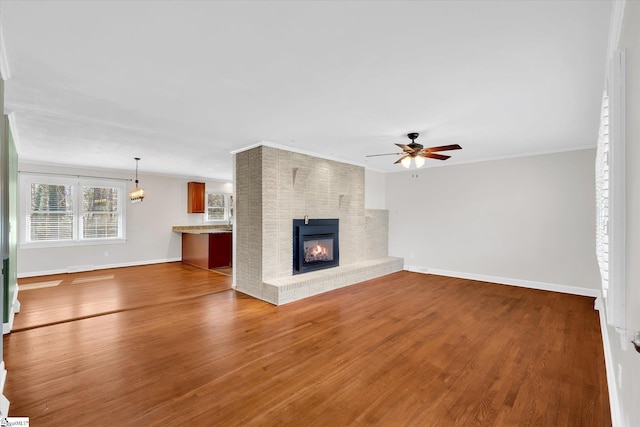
[129,157,145,203]
[401,155,426,169]
[401,155,412,168]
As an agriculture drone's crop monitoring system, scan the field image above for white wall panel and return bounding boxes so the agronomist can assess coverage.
[365,169,385,209]
[386,149,600,290]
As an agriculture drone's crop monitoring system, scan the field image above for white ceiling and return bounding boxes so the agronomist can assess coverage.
[1,0,612,181]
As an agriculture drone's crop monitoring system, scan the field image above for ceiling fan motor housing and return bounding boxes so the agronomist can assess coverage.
[406,133,423,151]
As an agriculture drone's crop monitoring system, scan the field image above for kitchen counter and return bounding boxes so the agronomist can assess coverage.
[174,225,233,269]
[172,225,232,234]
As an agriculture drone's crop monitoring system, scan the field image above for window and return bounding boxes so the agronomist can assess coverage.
[596,49,626,330]
[29,183,74,241]
[595,91,609,297]
[21,174,126,246]
[206,193,232,222]
[82,186,121,239]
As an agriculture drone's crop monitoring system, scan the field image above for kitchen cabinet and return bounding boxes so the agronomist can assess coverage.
[187,181,205,213]
[181,231,232,269]
[208,232,232,268]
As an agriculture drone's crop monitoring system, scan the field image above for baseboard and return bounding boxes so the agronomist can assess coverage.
[0,361,9,417]
[403,265,600,297]
[17,257,182,278]
[595,298,622,427]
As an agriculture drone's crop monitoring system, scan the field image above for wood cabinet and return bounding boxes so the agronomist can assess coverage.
[187,182,205,213]
[182,232,232,269]
[182,233,209,269]
[208,232,232,268]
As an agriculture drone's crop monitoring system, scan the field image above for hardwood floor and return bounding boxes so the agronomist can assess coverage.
[4,267,610,426]
[13,262,232,331]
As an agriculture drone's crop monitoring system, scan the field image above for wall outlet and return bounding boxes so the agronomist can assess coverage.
[410,252,414,259]
[104,250,109,257]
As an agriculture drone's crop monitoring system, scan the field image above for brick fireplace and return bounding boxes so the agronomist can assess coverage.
[234,144,402,305]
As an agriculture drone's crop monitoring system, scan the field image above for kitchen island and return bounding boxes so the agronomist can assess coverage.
[172,225,232,270]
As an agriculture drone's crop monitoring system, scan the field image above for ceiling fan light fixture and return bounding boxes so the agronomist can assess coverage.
[365,132,462,167]
[401,156,412,169]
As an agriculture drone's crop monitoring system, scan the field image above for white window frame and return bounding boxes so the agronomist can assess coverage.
[19,174,127,248]
[205,192,232,223]
[596,49,626,331]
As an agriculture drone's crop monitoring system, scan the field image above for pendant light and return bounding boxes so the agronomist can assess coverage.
[129,157,145,203]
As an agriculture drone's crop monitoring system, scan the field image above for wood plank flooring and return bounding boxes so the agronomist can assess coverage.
[13,262,232,331]
[4,266,610,426]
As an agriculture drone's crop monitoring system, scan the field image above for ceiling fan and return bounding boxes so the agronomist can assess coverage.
[366,133,462,168]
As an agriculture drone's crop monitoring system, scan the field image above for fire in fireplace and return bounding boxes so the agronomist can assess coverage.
[304,239,333,263]
[293,219,339,274]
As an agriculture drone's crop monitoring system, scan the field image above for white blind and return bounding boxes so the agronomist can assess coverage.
[29,183,74,241]
[595,91,610,296]
[81,186,120,239]
[596,49,626,331]
[207,193,227,221]
[23,176,125,245]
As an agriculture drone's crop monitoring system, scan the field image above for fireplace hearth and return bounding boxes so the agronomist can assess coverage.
[293,219,339,275]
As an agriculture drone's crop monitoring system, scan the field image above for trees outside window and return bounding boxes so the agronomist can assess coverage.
[206,193,232,223]
[22,175,126,246]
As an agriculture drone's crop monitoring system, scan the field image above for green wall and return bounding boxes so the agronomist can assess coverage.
[3,116,17,323]
[0,78,5,334]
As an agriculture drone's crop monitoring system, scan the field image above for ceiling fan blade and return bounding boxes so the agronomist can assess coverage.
[426,144,462,153]
[394,154,410,164]
[395,143,415,153]
[424,152,451,161]
[365,152,401,158]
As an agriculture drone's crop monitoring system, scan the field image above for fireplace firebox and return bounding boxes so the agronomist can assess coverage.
[293,219,339,275]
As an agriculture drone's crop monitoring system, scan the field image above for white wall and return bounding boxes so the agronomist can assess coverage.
[603,2,640,425]
[365,169,385,209]
[386,149,600,292]
[17,162,231,276]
